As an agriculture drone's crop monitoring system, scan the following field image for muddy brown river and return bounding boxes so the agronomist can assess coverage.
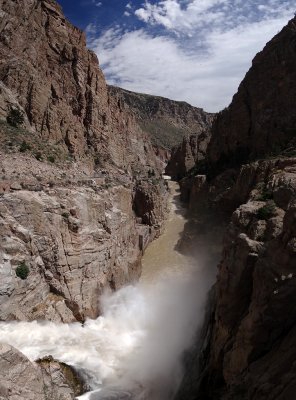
[141,180,194,283]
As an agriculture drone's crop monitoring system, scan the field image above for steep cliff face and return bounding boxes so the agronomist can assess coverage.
[0,344,86,399]
[0,0,168,324]
[207,17,296,174]
[108,86,213,158]
[176,16,296,400]
[0,166,166,322]
[0,0,160,173]
[165,130,211,180]
[170,18,296,183]
[177,158,296,400]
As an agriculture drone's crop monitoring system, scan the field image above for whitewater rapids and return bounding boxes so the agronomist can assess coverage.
[0,182,214,399]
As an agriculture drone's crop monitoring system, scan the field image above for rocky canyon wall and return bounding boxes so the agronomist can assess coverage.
[109,85,214,167]
[0,0,168,323]
[0,0,162,172]
[207,17,296,176]
[176,15,296,400]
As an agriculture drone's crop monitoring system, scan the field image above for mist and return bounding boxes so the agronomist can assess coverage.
[0,182,215,399]
[0,261,213,399]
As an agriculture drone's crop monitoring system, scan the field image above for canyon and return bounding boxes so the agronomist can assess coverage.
[108,85,214,166]
[0,0,296,400]
[175,15,296,400]
[0,0,170,324]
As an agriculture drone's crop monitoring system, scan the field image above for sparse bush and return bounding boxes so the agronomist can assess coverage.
[94,155,101,166]
[257,201,276,220]
[19,141,31,153]
[15,262,29,280]
[47,155,55,163]
[7,108,24,127]
[258,188,273,201]
[148,169,155,177]
[35,151,42,161]
[62,212,69,219]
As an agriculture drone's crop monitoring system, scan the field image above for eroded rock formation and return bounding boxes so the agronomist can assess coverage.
[0,0,163,173]
[0,344,86,400]
[0,1,170,395]
[176,15,296,400]
[0,172,157,322]
[207,17,296,176]
[0,0,168,323]
[108,86,213,163]
[165,130,211,180]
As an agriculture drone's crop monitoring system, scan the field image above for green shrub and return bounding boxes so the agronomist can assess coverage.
[148,169,155,177]
[258,188,273,201]
[151,177,160,185]
[19,141,31,153]
[94,155,101,166]
[15,262,29,280]
[257,201,276,220]
[35,151,42,161]
[47,155,55,163]
[62,212,69,219]
[7,108,24,127]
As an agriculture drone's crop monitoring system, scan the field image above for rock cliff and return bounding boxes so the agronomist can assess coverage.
[108,86,213,161]
[0,0,164,173]
[0,344,86,399]
[165,129,211,180]
[0,0,168,324]
[0,1,171,397]
[176,15,296,400]
[207,17,296,176]
[0,155,167,322]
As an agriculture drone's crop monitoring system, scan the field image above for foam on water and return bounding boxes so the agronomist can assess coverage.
[0,269,210,399]
[0,182,214,399]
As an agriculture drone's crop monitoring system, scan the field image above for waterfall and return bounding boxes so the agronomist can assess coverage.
[0,182,214,399]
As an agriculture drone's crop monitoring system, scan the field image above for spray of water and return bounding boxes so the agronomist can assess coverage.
[0,265,212,399]
[0,182,215,399]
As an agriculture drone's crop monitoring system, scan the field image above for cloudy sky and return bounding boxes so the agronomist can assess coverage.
[58,0,295,111]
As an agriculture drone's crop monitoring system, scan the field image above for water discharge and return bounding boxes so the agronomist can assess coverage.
[0,181,214,400]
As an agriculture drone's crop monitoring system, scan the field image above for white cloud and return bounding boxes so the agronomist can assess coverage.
[91,0,102,6]
[88,0,295,111]
[124,11,131,17]
[135,0,294,35]
[85,22,97,39]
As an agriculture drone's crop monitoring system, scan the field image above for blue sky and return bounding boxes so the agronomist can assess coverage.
[58,0,295,111]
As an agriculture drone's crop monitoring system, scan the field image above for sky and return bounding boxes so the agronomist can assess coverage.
[58,0,295,112]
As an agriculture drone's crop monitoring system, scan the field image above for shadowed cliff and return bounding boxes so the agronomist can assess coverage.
[176,15,296,400]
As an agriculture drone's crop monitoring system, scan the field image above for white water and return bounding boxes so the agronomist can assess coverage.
[0,182,214,400]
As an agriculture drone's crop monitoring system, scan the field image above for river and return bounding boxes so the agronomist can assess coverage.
[0,181,213,400]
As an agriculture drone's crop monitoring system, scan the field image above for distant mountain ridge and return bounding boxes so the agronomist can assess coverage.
[108,85,214,152]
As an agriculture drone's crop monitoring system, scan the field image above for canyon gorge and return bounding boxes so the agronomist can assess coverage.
[0,1,296,400]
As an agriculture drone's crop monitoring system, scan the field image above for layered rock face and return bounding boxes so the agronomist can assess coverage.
[0,0,168,323]
[207,17,296,174]
[176,16,296,400]
[165,130,211,180]
[170,18,296,183]
[178,158,296,400]
[0,344,86,399]
[108,86,213,159]
[0,163,166,322]
[0,0,160,173]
